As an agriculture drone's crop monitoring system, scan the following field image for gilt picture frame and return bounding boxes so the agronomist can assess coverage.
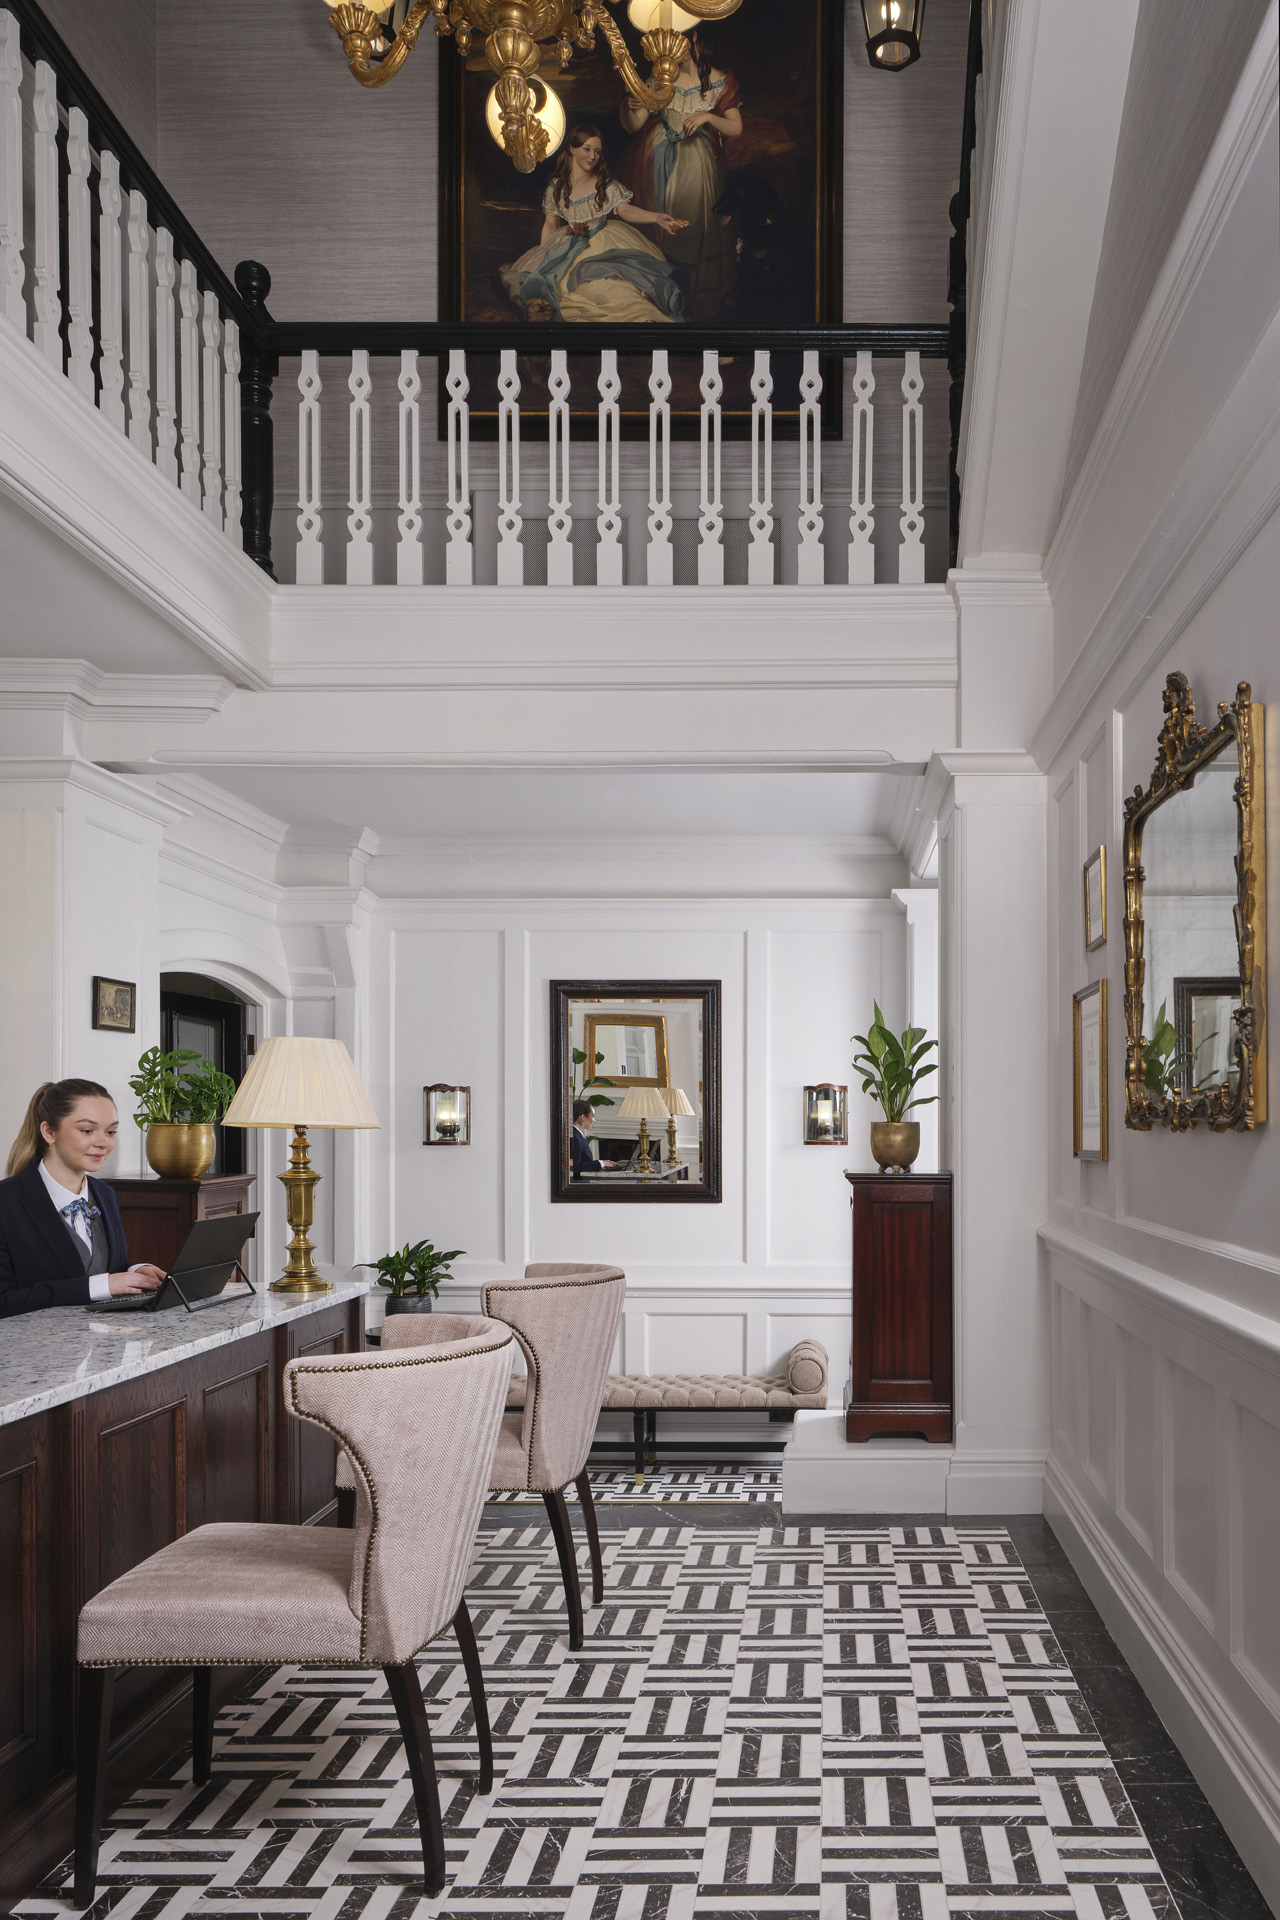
[92,976,136,1033]
[437,0,843,435]
[1073,979,1108,1162]
[1083,844,1106,952]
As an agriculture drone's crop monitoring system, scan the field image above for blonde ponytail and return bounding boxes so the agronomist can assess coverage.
[6,1079,112,1178]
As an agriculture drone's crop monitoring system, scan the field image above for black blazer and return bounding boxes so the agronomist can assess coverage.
[570,1128,597,1178]
[0,1161,128,1317]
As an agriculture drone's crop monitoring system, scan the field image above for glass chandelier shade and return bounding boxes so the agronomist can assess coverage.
[860,0,925,71]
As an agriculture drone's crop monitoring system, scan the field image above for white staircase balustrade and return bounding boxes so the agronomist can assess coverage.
[223,319,242,538]
[646,349,673,587]
[296,348,324,583]
[126,191,152,453]
[200,291,222,525]
[0,12,21,328]
[445,348,473,586]
[97,151,125,429]
[496,348,523,586]
[848,349,875,585]
[899,348,925,584]
[596,350,623,586]
[32,64,59,367]
[346,348,373,584]
[698,350,724,587]
[797,349,824,586]
[177,260,201,502]
[748,349,774,588]
[397,349,423,585]
[65,109,94,399]
[153,230,178,481]
[546,349,573,588]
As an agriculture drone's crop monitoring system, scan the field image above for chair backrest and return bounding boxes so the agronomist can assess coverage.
[480,1263,625,1489]
[284,1313,513,1665]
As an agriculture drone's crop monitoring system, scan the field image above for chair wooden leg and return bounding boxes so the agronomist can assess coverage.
[385,1661,447,1898]
[74,1666,115,1907]
[542,1486,585,1650]
[452,1598,493,1795]
[192,1667,214,1785]
[575,1471,604,1608]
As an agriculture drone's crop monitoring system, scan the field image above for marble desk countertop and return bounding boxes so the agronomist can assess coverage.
[0,1275,376,1428]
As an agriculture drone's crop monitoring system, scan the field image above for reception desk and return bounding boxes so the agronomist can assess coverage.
[0,1278,371,1906]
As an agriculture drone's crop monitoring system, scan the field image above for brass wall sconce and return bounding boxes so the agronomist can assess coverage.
[804,1084,848,1144]
[424,1084,471,1145]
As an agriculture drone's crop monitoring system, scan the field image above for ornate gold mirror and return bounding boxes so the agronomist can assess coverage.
[1123,673,1266,1132]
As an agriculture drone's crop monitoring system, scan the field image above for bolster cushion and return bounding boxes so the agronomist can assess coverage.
[786,1338,829,1396]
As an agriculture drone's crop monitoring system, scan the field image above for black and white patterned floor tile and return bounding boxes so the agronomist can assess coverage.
[490,1466,784,1504]
[19,1524,1179,1920]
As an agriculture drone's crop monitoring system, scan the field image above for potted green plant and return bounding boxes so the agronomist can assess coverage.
[359,1239,465,1317]
[571,1046,617,1113]
[851,1003,938,1172]
[130,1046,237,1179]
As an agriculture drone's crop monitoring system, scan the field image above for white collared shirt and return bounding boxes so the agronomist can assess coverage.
[38,1160,118,1300]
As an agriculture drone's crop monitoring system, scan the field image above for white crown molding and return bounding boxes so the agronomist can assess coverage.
[158,841,285,906]
[1046,9,1280,603]
[947,568,1051,611]
[150,770,290,848]
[0,660,234,724]
[0,314,273,689]
[0,755,187,825]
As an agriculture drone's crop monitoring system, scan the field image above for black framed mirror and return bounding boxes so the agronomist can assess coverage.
[550,980,722,1203]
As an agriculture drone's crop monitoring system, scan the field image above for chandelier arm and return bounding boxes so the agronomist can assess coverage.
[583,5,680,111]
[652,0,744,15]
[330,0,435,88]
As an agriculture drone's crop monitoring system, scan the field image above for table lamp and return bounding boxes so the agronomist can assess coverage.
[660,1086,694,1163]
[616,1086,669,1176]
[223,1036,380,1294]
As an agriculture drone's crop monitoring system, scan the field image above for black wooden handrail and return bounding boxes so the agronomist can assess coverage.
[4,0,264,344]
[268,321,951,359]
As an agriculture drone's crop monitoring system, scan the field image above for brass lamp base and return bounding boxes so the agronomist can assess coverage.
[636,1119,654,1177]
[270,1124,332,1294]
[665,1117,679,1165]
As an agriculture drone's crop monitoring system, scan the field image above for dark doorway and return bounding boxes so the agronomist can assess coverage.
[159,975,252,1176]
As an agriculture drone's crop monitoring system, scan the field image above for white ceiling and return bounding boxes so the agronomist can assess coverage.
[197,765,915,848]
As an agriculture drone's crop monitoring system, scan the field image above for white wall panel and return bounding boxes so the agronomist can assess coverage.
[646,1313,748,1376]
[1117,1328,1156,1555]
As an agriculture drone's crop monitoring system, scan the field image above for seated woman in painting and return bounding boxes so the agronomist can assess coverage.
[500,124,686,323]
[619,28,743,322]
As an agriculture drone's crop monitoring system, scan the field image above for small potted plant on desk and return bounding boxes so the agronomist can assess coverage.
[851,1002,938,1173]
[130,1047,237,1179]
[360,1239,465,1318]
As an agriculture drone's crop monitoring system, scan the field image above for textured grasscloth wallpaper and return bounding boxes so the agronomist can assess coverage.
[41,0,158,166]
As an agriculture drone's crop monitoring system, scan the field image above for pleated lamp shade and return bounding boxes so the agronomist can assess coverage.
[661,1087,695,1117]
[223,1037,381,1130]
[617,1086,670,1121]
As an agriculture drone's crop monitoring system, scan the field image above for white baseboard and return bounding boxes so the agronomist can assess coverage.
[780,1413,1045,1516]
[1045,1460,1280,1918]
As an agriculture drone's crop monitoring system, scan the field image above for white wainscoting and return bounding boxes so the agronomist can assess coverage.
[1042,1222,1280,1917]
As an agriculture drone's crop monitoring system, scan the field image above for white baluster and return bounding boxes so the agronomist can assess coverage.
[748,349,774,587]
[32,64,59,367]
[848,350,875,585]
[98,152,125,427]
[596,350,623,586]
[223,318,241,538]
[126,191,151,452]
[0,14,23,329]
[65,108,94,398]
[647,349,673,587]
[797,348,824,586]
[445,349,473,586]
[177,258,200,500]
[698,350,724,587]
[496,348,522,586]
[397,349,423,585]
[899,349,925,584]
[547,349,573,588]
[296,348,324,584]
[200,291,222,525]
[346,348,373,584]
[153,229,178,481]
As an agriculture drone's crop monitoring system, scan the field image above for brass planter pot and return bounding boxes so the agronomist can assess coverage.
[145,1122,216,1180]
[869,1120,920,1174]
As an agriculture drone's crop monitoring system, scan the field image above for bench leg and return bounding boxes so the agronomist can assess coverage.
[647,1408,658,1467]
[192,1666,214,1785]
[633,1411,645,1483]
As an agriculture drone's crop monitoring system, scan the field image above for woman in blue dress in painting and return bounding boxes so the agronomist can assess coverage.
[501,125,687,323]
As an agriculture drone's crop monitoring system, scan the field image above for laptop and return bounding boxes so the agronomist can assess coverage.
[88,1211,260,1315]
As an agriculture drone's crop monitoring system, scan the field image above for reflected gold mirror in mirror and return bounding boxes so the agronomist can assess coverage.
[1123,674,1266,1132]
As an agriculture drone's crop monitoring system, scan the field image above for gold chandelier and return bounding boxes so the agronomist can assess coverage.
[322,0,743,173]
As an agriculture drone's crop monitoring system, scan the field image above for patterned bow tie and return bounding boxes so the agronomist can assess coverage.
[62,1197,100,1235]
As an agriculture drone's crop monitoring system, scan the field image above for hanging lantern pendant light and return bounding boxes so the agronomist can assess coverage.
[861,0,925,71]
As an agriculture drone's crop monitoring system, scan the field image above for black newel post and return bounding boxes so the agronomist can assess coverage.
[234,260,276,577]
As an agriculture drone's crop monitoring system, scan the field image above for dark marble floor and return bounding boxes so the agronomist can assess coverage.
[496,1502,1272,1920]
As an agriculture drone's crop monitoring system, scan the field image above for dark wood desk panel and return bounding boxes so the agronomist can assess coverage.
[107,1175,256,1274]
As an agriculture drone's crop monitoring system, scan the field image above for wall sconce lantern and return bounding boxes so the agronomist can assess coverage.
[424,1084,471,1145]
[804,1084,848,1145]
[861,0,925,70]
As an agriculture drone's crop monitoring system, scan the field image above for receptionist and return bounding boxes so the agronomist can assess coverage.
[0,1080,166,1317]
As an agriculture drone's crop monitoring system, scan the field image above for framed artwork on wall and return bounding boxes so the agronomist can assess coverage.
[1083,844,1106,951]
[92,976,136,1033]
[1072,979,1108,1162]
[438,0,843,432]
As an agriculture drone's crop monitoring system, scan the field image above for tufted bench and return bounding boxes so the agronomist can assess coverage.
[506,1339,828,1480]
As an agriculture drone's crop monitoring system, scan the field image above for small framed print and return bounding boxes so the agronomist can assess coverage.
[1073,979,1108,1162]
[92,976,136,1033]
[1084,845,1107,952]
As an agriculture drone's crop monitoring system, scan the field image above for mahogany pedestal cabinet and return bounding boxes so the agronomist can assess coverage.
[107,1173,256,1273]
[845,1171,953,1442]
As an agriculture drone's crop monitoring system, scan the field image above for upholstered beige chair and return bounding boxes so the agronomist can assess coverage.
[482,1262,626,1649]
[73,1314,513,1905]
